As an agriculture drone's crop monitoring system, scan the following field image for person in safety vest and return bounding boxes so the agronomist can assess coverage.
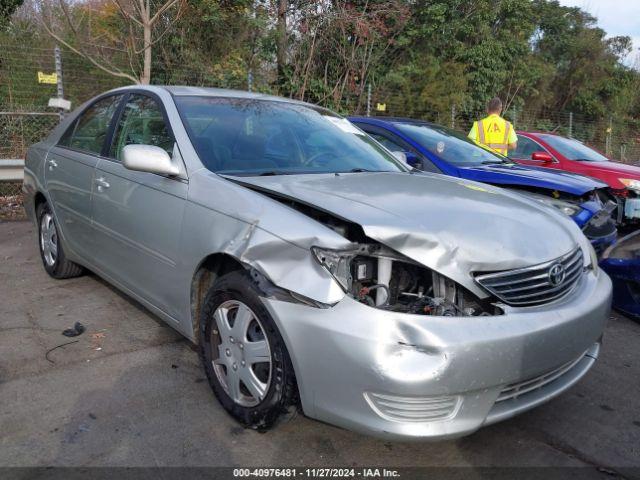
[468,97,517,155]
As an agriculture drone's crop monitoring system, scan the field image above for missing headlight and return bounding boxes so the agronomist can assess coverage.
[313,244,500,316]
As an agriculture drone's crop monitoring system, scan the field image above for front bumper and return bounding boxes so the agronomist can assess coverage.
[263,270,611,440]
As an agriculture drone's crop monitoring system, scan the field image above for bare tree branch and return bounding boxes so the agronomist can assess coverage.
[39,18,139,83]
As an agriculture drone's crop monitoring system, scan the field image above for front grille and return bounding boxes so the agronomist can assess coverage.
[496,350,586,403]
[475,247,584,306]
[364,392,460,423]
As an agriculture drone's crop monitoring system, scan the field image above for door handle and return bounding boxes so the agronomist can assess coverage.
[47,159,58,171]
[95,177,110,192]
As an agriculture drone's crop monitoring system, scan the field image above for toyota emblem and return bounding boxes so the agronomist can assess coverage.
[548,263,566,286]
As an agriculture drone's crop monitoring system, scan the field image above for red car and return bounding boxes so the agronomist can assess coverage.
[510,132,640,225]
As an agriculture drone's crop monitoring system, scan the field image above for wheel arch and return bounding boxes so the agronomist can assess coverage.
[189,253,305,412]
[34,191,47,207]
[190,252,245,343]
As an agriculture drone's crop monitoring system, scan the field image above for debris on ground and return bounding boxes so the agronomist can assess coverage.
[0,195,26,221]
[90,331,106,351]
[45,340,80,364]
[62,322,86,337]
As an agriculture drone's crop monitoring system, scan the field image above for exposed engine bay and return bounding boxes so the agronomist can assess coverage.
[237,180,502,316]
[313,243,499,316]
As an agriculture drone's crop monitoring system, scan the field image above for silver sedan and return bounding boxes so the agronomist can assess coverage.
[23,86,612,440]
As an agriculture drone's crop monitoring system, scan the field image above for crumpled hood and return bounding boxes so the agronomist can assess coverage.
[458,163,605,196]
[229,172,586,298]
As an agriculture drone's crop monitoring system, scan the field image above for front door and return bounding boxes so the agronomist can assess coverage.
[91,93,188,320]
[509,136,556,169]
[44,94,123,261]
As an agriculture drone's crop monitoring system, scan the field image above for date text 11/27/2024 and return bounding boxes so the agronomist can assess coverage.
[232,468,401,478]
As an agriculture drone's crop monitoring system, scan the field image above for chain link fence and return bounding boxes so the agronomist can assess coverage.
[368,89,640,164]
[1,43,639,220]
[0,111,59,214]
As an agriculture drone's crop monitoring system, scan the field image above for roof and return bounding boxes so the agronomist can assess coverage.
[349,116,439,127]
[517,131,561,137]
[163,85,314,107]
[103,85,316,108]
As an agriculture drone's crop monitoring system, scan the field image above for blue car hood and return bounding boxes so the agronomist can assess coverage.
[458,163,604,196]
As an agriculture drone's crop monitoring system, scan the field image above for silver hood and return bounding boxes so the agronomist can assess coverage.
[228,171,586,298]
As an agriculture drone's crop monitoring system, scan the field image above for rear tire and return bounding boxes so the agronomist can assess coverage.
[199,270,298,430]
[37,202,84,279]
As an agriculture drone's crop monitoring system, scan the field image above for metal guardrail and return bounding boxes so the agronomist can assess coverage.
[0,159,25,181]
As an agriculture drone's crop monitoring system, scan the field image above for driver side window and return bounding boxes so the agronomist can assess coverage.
[369,132,404,153]
[109,94,174,161]
[510,136,543,160]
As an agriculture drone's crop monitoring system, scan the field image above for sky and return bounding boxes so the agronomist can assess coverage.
[558,0,640,67]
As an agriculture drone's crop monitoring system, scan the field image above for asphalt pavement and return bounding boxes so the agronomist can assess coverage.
[1,220,639,477]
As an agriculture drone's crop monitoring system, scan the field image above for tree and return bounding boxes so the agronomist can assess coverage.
[286,0,409,110]
[37,0,185,84]
[276,0,287,85]
[1,0,23,22]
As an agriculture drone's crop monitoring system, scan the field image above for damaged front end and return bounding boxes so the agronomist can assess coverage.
[312,243,500,317]
[252,186,501,318]
[600,230,640,320]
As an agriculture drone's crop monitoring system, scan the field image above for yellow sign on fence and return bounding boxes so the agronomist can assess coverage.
[376,103,387,112]
[37,72,58,84]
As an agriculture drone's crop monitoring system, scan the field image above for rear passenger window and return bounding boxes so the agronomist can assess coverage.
[109,94,174,161]
[60,95,122,154]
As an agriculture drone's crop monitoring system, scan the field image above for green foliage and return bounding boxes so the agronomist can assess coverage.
[1,0,638,133]
[0,0,22,23]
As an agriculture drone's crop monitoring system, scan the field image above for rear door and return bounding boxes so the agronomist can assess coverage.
[91,92,188,319]
[44,94,123,261]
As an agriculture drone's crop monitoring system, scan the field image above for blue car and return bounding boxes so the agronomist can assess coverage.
[349,117,618,252]
[601,230,640,320]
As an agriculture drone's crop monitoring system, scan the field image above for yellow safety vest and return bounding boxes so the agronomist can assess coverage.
[473,115,513,155]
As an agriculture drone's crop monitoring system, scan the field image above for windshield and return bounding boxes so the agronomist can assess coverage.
[538,134,609,162]
[175,96,405,175]
[393,122,510,166]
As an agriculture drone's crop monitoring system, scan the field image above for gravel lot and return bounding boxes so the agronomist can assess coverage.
[1,220,639,476]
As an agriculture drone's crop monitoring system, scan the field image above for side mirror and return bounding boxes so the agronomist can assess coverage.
[531,151,553,163]
[122,144,180,176]
[404,151,422,168]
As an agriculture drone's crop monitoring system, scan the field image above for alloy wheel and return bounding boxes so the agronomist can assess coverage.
[40,212,58,267]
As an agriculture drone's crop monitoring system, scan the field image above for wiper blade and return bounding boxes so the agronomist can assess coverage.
[348,168,378,173]
[258,171,287,176]
[480,161,506,165]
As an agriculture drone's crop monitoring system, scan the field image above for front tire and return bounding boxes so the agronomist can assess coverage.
[199,271,297,430]
[37,202,84,279]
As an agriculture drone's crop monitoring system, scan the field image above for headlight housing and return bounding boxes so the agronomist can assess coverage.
[514,190,581,217]
[311,246,359,291]
[586,243,599,276]
[619,178,640,193]
[537,197,581,217]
